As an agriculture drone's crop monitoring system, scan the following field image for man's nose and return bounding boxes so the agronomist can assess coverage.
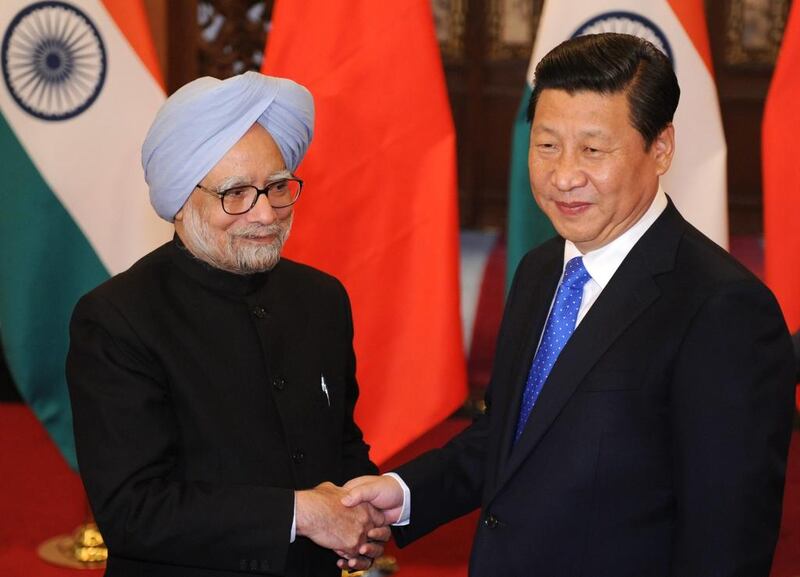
[246,192,278,224]
[551,153,587,191]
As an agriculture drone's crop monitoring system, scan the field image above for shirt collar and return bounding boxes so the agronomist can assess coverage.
[563,186,668,288]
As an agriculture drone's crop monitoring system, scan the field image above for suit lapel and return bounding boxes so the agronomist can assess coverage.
[489,201,685,501]
[489,247,563,482]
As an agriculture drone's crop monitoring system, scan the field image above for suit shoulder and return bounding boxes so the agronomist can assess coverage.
[678,225,762,286]
[76,242,173,309]
[275,259,348,297]
[672,225,782,315]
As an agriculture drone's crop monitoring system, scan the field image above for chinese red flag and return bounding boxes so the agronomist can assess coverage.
[763,3,800,334]
[263,0,467,463]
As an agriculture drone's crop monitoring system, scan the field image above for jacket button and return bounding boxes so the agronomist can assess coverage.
[252,306,267,319]
[292,449,305,464]
[272,377,286,391]
[483,514,498,529]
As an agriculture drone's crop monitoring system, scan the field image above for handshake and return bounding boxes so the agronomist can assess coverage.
[295,475,405,572]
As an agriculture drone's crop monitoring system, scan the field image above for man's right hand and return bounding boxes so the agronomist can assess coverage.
[341,475,405,524]
[294,482,385,558]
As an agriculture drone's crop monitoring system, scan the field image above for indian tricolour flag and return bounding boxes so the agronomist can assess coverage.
[0,0,170,468]
[507,0,727,289]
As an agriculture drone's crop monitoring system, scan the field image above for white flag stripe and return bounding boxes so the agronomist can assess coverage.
[0,0,170,275]
[526,0,728,248]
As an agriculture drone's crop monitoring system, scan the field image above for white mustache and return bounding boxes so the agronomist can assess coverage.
[229,223,286,239]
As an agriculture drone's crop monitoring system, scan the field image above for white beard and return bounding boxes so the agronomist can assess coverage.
[181,201,292,274]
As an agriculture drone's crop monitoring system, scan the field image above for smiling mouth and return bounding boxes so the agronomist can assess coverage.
[237,234,276,243]
[555,201,592,215]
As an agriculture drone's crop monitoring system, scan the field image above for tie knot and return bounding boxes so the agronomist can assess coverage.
[562,256,591,290]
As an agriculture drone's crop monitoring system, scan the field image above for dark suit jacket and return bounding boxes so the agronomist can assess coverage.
[395,201,796,577]
[67,238,376,577]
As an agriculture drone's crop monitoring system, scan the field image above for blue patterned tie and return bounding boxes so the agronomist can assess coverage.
[514,256,591,443]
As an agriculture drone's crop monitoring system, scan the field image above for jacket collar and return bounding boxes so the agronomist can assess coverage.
[168,233,277,297]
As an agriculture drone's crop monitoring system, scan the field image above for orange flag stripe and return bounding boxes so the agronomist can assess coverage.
[100,0,163,87]
[665,0,714,76]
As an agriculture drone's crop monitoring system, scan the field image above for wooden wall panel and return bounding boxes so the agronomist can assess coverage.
[706,0,790,235]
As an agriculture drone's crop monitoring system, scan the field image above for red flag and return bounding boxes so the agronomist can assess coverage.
[763,3,800,333]
[263,1,467,464]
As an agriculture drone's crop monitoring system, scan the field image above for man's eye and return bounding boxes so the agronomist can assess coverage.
[271,181,289,192]
[222,186,250,198]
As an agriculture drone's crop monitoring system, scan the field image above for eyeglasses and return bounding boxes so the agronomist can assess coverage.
[195,177,303,215]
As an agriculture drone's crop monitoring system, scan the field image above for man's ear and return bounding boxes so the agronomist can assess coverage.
[652,124,675,176]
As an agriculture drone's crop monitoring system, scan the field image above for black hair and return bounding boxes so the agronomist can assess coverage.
[527,33,680,148]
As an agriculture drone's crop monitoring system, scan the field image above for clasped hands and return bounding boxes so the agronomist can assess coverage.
[294,476,405,571]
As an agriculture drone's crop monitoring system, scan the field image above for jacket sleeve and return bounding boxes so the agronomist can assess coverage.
[669,279,795,576]
[389,248,538,546]
[390,409,490,546]
[67,292,295,576]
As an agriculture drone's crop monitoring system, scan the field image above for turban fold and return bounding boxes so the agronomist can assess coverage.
[142,71,314,221]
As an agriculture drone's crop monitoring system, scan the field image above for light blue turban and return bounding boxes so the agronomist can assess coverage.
[142,71,314,221]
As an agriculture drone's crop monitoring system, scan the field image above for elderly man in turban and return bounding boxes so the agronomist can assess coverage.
[66,72,387,577]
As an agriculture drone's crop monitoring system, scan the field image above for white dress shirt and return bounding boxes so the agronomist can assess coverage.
[567,186,667,327]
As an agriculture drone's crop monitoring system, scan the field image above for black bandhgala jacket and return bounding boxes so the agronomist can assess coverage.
[67,237,376,577]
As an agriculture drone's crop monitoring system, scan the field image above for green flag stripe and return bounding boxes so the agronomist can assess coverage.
[506,85,556,292]
[0,112,109,470]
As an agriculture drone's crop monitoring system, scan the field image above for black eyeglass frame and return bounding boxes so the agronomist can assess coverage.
[195,177,304,215]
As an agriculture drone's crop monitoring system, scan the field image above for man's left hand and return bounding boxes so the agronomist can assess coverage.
[336,526,391,571]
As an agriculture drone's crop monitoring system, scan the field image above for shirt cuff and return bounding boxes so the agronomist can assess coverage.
[383,472,411,526]
[290,494,296,542]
